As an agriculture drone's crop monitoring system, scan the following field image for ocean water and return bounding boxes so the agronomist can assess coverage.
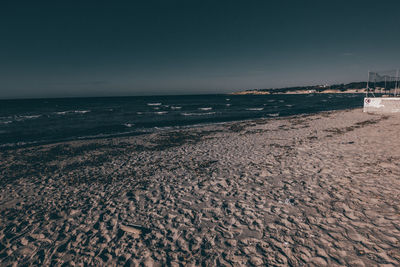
[0,94,364,148]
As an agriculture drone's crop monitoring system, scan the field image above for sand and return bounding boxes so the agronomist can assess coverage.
[0,108,399,266]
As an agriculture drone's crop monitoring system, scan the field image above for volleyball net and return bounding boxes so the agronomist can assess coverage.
[367,70,400,96]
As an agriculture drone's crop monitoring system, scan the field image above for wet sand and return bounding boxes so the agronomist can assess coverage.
[0,108,399,266]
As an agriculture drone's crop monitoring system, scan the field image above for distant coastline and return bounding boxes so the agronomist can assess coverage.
[231,88,366,95]
[231,81,369,95]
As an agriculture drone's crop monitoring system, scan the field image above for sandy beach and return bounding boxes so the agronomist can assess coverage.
[0,108,399,266]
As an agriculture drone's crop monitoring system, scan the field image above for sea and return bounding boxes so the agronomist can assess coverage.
[0,94,364,149]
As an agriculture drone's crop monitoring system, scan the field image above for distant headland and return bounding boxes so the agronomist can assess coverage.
[231,81,368,95]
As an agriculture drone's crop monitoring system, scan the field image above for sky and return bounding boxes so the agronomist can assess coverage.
[1,0,400,99]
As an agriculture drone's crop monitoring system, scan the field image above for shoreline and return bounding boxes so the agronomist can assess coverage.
[0,107,360,151]
[1,108,399,266]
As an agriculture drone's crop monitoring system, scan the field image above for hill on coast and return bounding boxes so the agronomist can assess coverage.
[232,81,375,95]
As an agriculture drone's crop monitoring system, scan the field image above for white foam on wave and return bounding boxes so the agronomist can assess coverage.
[226,98,230,101]
[20,114,42,119]
[155,111,168,115]
[226,104,231,107]
[137,112,143,115]
[181,112,216,116]
[0,116,12,120]
[268,113,280,117]
[246,108,264,111]
[0,140,40,148]
[56,110,90,115]
[124,123,134,128]
[9,114,42,122]
[0,121,12,125]
[285,104,293,108]
[171,106,182,110]
[147,103,162,106]
[267,100,275,102]
[198,107,212,111]
[154,126,173,130]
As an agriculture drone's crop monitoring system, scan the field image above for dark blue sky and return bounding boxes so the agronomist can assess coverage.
[1,0,400,98]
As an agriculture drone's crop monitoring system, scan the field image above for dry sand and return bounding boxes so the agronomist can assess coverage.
[0,108,399,266]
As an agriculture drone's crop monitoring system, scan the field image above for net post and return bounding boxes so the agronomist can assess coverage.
[395,69,399,96]
[366,71,370,97]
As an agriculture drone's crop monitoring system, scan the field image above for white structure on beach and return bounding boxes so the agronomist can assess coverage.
[364,97,400,113]
[364,70,400,113]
